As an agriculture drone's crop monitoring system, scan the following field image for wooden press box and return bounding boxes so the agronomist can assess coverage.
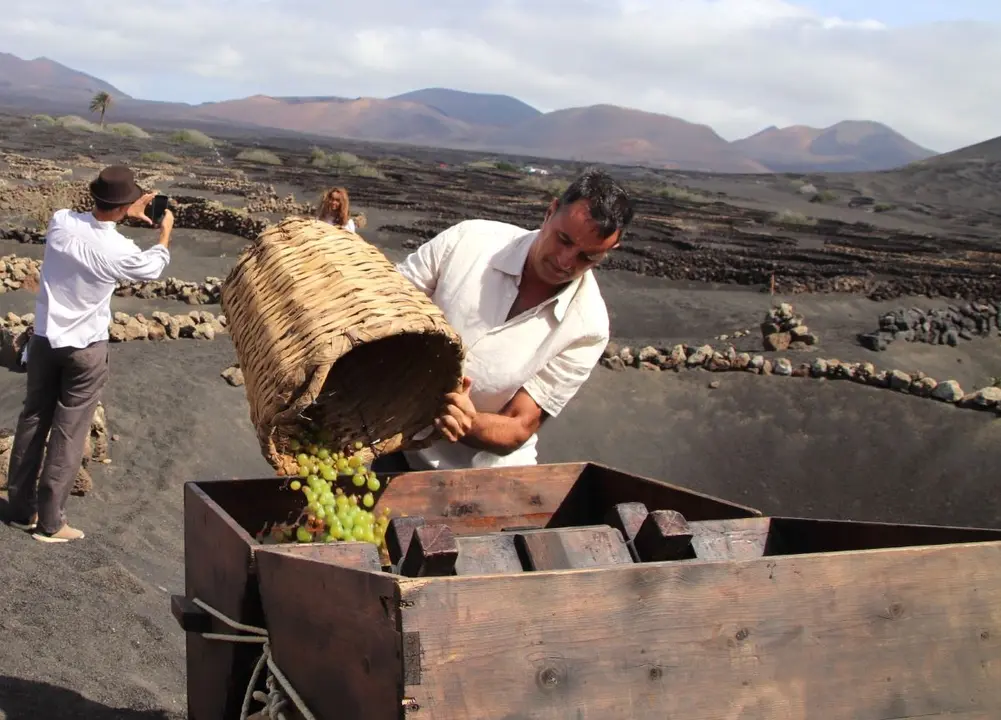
[173,462,1001,720]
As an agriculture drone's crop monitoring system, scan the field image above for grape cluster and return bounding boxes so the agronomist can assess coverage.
[263,432,392,554]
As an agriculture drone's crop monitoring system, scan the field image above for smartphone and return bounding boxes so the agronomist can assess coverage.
[145,194,169,224]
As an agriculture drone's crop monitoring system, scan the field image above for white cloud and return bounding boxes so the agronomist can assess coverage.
[0,0,998,152]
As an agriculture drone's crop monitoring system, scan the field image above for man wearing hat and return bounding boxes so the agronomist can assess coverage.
[5,165,174,543]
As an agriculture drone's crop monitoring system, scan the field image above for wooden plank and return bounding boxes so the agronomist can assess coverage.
[255,547,403,720]
[454,534,524,576]
[689,517,773,561]
[386,516,427,569]
[634,510,693,562]
[398,541,1001,720]
[182,482,268,720]
[515,526,633,571]
[272,541,383,572]
[548,463,761,530]
[400,525,459,577]
[769,516,1001,555]
[376,462,585,534]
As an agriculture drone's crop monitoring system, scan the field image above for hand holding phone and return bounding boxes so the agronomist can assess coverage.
[144,194,170,225]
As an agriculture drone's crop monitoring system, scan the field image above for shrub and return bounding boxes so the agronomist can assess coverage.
[236,149,282,165]
[56,115,102,133]
[655,185,710,203]
[873,203,895,213]
[107,123,151,139]
[771,210,818,227]
[169,129,215,147]
[141,151,181,164]
[31,114,55,125]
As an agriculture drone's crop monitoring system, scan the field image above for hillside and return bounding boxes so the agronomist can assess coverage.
[390,88,541,127]
[194,95,482,144]
[0,50,942,173]
[733,121,937,172]
[0,52,124,100]
[488,105,770,173]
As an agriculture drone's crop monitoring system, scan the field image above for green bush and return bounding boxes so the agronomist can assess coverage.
[140,151,181,164]
[31,114,55,125]
[771,209,818,227]
[56,115,102,132]
[236,149,282,165]
[169,129,215,147]
[107,123,151,139]
[655,185,710,203]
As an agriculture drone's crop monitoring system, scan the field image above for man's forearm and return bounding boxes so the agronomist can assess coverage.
[459,412,531,455]
[157,226,172,248]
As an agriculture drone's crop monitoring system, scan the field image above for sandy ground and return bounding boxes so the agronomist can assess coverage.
[1,116,1000,717]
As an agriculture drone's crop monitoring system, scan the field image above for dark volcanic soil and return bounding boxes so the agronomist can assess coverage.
[0,111,1000,718]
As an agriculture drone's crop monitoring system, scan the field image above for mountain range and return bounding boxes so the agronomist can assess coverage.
[0,51,940,173]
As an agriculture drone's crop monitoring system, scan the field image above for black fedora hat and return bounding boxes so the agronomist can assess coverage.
[89,165,143,206]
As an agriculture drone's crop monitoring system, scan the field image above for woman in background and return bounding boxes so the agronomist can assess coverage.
[317,187,356,233]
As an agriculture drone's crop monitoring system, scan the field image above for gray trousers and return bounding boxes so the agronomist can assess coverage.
[7,334,109,534]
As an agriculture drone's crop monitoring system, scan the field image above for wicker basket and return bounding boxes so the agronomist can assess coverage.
[221,217,464,475]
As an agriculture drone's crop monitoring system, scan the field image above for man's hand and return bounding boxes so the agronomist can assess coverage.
[125,192,156,226]
[435,376,476,443]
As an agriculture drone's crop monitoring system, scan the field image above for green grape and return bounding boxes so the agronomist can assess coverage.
[366,476,380,492]
[352,525,367,540]
[289,439,301,451]
[339,512,354,531]
[362,492,375,508]
[320,533,332,543]
[315,506,326,520]
[290,480,302,491]
[352,474,366,487]
[335,495,349,509]
[348,455,362,469]
[341,467,355,477]
[354,441,363,450]
[317,448,330,461]
[295,526,312,543]
[321,466,336,482]
[297,465,310,479]
[308,444,319,455]
[348,494,359,507]
[336,458,349,472]
[296,453,309,467]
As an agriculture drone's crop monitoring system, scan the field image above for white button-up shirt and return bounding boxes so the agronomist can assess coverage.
[396,219,610,470]
[34,209,171,349]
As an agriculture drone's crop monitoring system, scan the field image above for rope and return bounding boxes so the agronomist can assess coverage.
[190,597,318,720]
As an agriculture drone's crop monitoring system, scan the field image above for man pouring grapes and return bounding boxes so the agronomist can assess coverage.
[388,167,634,472]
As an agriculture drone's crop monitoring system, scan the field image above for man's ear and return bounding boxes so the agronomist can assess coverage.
[544,198,558,222]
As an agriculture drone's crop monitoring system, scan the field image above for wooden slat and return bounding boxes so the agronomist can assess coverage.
[689,517,773,561]
[182,483,267,720]
[515,526,634,571]
[400,525,459,577]
[254,547,403,720]
[377,463,585,534]
[398,541,1001,719]
[454,534,524,576]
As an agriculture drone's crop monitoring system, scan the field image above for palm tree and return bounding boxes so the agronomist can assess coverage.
[89,91,112,128]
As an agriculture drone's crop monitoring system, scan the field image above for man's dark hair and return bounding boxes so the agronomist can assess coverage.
[554,167,635,240]
[93,198,128,212]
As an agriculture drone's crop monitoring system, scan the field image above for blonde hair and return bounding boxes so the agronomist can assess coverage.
[318,187,350,227]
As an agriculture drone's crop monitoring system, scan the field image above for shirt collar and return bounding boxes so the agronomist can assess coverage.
[489,230,584,323]
[86,211,118,231]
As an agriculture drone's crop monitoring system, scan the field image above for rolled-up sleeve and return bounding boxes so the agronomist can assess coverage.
[105,245,171,282]
[395,222,464,297]
[522,332,609,418]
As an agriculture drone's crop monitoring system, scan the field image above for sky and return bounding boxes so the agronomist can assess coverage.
[1,0,998,153]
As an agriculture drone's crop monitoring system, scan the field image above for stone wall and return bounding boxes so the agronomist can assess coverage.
[859,300,1001,351]
[0,401,111,496]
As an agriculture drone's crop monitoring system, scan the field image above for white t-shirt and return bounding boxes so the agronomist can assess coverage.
[396,219,610,470]
[321,215,355,234]
[34,210,171,349]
